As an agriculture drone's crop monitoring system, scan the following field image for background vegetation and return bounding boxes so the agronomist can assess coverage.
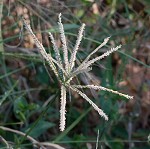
[0,0,150,148]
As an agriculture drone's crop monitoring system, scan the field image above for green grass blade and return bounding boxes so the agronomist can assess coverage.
[0,80,18,106]
[53,106,92,143]
[18,92,59,146]
[0,63,33,80]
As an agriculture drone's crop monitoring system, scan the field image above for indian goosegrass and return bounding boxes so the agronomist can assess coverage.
[23,13,133,131]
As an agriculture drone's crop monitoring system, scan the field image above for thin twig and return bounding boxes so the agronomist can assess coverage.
[96,129,99,149]
[0,0,3,52]
[0,126,65,149]
[0,135,11,149]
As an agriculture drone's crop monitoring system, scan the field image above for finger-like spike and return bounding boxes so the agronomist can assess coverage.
[69,86,108,120]
[84,36,111,63]
[77,45,122,72]
[49,32,64,80]
[60,85,67,131]
[58,13,69,72]
[72,85,133,99]
[70,23,86,71]
[23,19,59,79]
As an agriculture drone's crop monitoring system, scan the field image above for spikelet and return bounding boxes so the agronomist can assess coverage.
[86,45,122,68]
[47,54,68,77]
[72,85,133,99]
[23,19,59,79]
[49,32,64,80]
[69,86,108,120]
[58,13,69,72]
[84,37,110,63]
[23,19,68,81]
[68,67,92,82]
[49,32,62,67]
[69,23,86,71]
[60,85,67,131]
[76,45,122,73]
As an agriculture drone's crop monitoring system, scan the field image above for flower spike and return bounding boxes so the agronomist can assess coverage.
[23,14,133,131]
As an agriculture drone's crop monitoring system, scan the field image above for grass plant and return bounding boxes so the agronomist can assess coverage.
[23,13,133,132]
